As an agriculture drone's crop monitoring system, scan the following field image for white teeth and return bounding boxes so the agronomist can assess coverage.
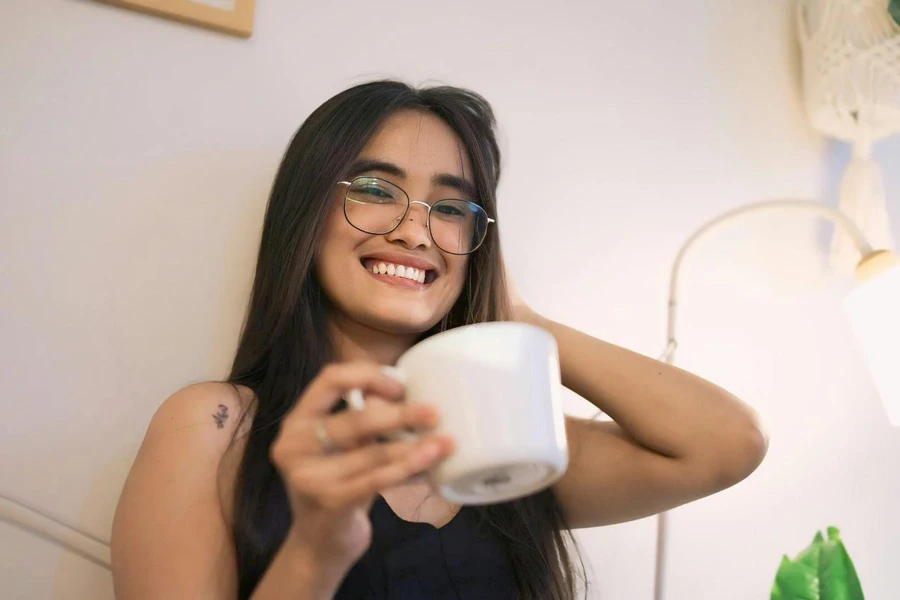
[367,260,430,284]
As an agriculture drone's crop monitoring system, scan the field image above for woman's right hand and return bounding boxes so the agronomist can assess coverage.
[270,361,454,573]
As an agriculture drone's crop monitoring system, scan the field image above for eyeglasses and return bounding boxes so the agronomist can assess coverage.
[337,176,495,255]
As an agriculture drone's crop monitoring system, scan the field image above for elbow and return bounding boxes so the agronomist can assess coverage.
[688,402,769,494]
[736,418,769,479]
[713,412,769,490]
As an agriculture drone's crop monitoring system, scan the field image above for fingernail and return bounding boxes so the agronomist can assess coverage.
[346,388,366,411]
[381,365,407,384]
[422,442,440,459]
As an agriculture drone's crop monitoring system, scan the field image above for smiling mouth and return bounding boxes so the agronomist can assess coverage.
[360,258,437,285]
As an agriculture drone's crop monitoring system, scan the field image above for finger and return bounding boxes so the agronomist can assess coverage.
[338,437,456,503]
[275,397,436,459]
[325,400,440,450]
[296,362,406,417]
[277,435,453,510]
[361,395,412,442]
[345,387,405,412]
[308,434,454,482]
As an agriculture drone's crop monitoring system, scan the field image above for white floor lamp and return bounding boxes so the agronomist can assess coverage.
[651,199,900,600]
[650,3,900,596]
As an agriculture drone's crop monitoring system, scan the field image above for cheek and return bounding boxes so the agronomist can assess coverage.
[444,257,469,297]
[315,221,339,272]
[316,212,359,283]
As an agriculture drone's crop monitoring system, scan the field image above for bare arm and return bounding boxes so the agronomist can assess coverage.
[522,311,768,528]
[111,384,242,598]
[111,383,339,599]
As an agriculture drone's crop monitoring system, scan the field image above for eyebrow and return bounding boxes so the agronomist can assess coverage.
[346,159,478,200]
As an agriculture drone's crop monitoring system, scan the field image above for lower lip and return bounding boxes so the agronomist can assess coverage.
[363,265,430,289]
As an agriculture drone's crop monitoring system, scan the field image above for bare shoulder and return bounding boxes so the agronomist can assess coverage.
[111,382,256,599]
[142,381,257,523]
[144,381,253,447]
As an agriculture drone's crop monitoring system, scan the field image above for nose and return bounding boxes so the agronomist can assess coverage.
[385,201,432,249]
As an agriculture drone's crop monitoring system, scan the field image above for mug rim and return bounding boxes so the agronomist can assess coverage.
[405,321,554,360]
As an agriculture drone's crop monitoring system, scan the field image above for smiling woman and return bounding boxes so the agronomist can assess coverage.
[111,81,583,600]
[110,80,766,600]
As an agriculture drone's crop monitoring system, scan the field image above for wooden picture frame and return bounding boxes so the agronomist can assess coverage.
[96,0,255,38]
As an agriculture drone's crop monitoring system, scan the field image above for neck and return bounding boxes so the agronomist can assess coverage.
[328,313,419,365]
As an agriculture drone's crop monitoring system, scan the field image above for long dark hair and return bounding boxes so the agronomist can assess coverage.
[227,80,583,599]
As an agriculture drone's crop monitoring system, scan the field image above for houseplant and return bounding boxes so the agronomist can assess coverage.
[771,526,864,600]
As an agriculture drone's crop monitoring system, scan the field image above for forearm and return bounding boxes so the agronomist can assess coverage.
[250,530,347,600]
[525,310,766,462]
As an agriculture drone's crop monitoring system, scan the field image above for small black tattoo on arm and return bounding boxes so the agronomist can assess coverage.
[213,404,229,429]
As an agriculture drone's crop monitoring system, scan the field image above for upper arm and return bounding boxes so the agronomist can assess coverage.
[552,417,758,529]
[111,383,248,599]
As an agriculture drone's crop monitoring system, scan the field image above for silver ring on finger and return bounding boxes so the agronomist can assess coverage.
[315,418,337,454]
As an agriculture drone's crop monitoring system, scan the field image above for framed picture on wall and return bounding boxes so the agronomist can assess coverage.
[96,0,255,38]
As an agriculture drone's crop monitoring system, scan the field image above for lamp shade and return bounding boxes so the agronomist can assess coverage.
[844,252,900,426]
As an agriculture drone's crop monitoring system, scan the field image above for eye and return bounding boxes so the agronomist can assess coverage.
[434,202,465,217]
[359,186,393,199]
[349,178,400,204]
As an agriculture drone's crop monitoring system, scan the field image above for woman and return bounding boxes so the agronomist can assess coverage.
[111,80,768,599]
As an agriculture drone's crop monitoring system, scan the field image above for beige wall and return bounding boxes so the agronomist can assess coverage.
[1,0,898,598]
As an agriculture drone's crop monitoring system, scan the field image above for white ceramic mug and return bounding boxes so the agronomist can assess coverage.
[348,321,569,505]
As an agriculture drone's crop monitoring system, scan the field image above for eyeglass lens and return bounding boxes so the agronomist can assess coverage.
[344,177,489,255]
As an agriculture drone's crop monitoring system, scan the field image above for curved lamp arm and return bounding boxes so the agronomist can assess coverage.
[653,199,879,600]
[662,199,874,365]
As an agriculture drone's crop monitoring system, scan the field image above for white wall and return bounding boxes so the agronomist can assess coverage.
[1,0,898,598]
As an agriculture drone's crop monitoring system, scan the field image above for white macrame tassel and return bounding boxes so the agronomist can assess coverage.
[830,142,896,272]
[798,0,900,271]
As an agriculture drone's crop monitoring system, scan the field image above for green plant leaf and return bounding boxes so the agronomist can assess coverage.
[771,528,865,600]
[819,528,865,600]
[771,544,821,600]
[891,0,900,27]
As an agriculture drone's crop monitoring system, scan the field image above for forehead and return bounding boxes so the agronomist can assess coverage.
[360,109,473,179]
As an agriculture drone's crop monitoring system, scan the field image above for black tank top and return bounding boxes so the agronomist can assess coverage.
[334,495,517,599]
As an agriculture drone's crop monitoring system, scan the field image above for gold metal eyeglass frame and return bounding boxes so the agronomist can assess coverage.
[336,177,496,255]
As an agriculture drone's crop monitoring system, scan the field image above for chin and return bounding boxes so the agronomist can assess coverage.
[361,306,444,336]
